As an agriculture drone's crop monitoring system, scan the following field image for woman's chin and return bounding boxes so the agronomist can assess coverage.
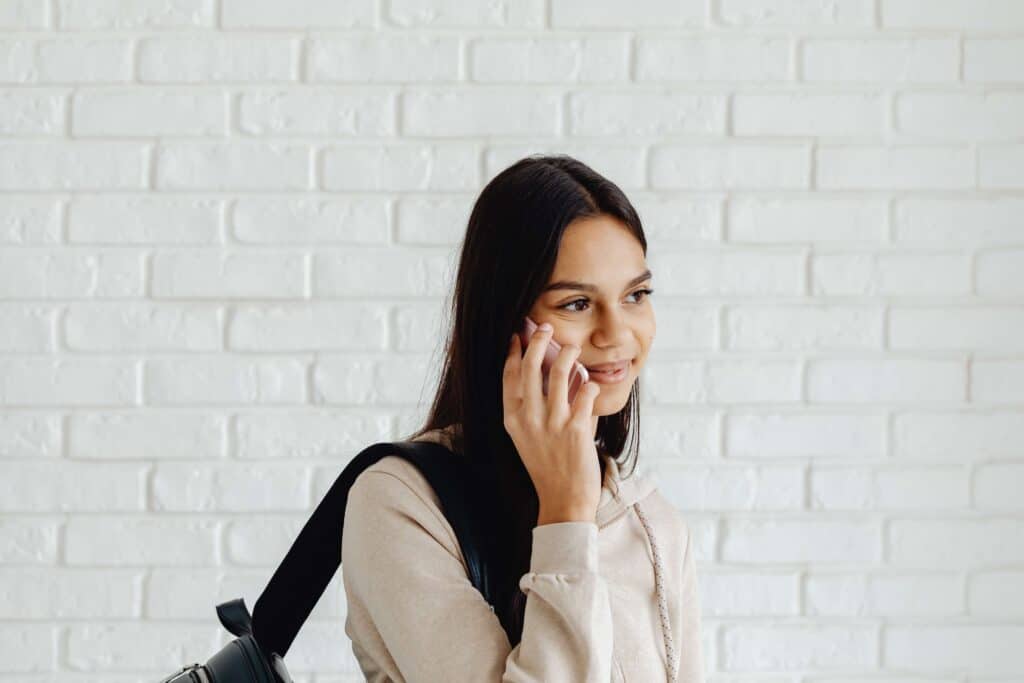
[591,383,633,415]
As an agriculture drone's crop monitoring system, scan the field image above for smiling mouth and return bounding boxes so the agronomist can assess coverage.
[584,360,632,383]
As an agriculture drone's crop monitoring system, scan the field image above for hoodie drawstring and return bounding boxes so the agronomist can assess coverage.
[632,500,677,683]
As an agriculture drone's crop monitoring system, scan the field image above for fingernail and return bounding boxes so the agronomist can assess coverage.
[539,322,552,332]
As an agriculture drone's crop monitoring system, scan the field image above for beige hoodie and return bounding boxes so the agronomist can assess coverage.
[341,426,706,682]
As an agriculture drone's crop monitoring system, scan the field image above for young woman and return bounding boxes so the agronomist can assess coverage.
[341,155,705,682]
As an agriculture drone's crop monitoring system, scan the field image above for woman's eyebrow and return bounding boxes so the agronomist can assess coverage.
[543,269,653,294]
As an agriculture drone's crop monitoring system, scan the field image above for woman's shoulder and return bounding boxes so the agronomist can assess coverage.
[354,427,458,509]
[348,427,469,534]
[345,429,466,562]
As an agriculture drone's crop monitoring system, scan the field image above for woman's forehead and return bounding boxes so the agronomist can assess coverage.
[554,216,644,266]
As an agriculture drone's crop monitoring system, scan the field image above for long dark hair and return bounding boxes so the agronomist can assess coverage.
[403,154,648,647]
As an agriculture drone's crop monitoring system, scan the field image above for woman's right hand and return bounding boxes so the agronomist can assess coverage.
[502,322,603,525]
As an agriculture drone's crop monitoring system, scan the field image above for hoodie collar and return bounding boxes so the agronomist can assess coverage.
[596,453,657,528]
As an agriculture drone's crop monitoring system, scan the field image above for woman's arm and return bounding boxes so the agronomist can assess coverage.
[341,468,614,682]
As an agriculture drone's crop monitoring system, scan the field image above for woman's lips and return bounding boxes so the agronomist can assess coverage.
[585,359,630,383]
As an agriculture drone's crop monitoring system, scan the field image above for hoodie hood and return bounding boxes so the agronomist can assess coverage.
[596,453,657,528]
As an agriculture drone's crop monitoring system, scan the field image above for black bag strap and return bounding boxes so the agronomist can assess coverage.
[250,440,496,659]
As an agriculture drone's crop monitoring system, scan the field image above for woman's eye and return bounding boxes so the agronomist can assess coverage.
[559,288,655,312]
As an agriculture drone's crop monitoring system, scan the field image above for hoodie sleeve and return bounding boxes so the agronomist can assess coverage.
[676,520,707,683]
[341,468,614,683]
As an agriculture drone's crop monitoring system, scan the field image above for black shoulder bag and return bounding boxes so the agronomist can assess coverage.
[158,439,498,683]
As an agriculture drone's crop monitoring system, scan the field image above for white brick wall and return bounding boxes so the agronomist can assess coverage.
[0,0,1021,681]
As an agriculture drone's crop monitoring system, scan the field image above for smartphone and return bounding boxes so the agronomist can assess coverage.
[518,316,590,404]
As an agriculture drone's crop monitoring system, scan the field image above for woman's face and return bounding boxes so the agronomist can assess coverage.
[526,214,656,426]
